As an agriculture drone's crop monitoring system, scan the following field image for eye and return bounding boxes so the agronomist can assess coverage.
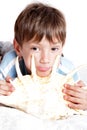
[31,47,39,52]
[51,47,59,51]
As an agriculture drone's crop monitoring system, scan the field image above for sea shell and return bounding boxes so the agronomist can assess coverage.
[0,55,87,120]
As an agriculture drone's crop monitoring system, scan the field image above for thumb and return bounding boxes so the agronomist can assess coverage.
[5,76,12,83]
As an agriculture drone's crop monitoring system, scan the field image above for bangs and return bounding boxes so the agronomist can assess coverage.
[25,23,66,44]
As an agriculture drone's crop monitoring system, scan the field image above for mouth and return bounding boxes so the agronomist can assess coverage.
[37,66,51,72]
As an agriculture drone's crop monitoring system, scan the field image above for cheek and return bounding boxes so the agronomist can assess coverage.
[58,48,63,55]
[52,55,61,67]
[23,55,31,71]
[34,55,40,66]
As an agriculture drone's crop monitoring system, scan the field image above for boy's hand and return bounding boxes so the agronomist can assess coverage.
[62,80,87,110]
[0,77,15,96]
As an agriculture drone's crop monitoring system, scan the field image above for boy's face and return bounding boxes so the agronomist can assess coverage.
[15,36,63,77]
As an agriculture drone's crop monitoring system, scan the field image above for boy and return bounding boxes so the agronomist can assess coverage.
[0,2,87,110]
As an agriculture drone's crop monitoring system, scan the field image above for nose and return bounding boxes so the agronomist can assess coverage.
[40,51,50,64]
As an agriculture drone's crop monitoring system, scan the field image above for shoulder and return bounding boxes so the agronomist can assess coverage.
[0,49,17,68]
[0,50,17,79]
[57,56,79,81]
[58,56,75,75]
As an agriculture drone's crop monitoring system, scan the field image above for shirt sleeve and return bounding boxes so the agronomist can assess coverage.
[57,56,79,82]
[0,50,17,80]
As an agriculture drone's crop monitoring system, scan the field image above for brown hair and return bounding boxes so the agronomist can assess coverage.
[14,2,66,46]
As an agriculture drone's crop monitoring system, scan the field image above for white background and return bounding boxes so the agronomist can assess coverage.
[0,0,87,66]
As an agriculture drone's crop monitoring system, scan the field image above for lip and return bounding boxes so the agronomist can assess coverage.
[37,66,51,72]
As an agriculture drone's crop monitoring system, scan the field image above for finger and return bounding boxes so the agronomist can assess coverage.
[63,84,84,93]
[5,76,13,83]
[63,87,86,99]
[0,83,14,91]
[0,89,12,96]
[75,80,85,87]
[63,92,87,107]
[67,102,86,110]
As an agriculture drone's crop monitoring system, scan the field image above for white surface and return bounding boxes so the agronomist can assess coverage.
[0,63,87,129]
[0,0,87,65]
[0,106,87,130]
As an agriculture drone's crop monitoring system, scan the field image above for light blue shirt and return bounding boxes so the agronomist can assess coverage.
[0,50,78,81]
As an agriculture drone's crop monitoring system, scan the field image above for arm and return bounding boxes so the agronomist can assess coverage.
[59,56,87,110]
[0,49,17,96]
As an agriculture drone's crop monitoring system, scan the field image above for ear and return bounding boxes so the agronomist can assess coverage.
[13,39,22,57]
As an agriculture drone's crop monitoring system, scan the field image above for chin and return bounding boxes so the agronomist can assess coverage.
[37,71,51,78]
